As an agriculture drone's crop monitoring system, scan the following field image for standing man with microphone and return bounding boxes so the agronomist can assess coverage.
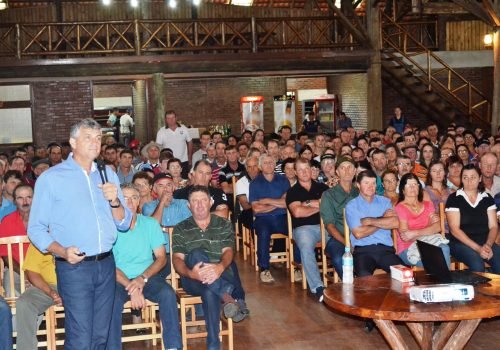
[28,118,132,350]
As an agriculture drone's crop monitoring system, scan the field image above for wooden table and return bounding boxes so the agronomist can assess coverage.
[323,272,500,350]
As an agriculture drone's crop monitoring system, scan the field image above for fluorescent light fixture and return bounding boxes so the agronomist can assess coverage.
[192,0,201,6]
[102,0,112,6]
[130,0,139,8]
[168,0,177,8]
[0,1,8,11]
[231,0,252,6]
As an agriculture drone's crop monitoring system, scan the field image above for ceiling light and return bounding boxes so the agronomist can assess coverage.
[130,0,139,8]
[168,0,177,8]
[102,0,111,6]
[192,0,201,6]
[0,1,8,11]
[231,0,252,6]
[484,33,493,48]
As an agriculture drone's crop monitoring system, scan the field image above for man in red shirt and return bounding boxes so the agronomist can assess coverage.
[0,184,33,296]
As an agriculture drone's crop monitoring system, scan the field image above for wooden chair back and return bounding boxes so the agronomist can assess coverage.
[320,216,339,285]
[0,235,30,299]
[342,208,350,249]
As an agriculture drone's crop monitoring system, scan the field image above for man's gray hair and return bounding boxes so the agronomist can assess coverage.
[258,153,275,169]
[120,183,140,195]
[69,118,101,139]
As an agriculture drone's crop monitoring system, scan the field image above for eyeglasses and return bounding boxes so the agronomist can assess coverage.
[398,162,411,167]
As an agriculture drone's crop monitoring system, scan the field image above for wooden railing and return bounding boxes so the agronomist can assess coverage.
[0,16,361,59]
[381,12,491,125]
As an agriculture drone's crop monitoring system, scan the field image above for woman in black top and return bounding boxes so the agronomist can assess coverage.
[445,164,500,274]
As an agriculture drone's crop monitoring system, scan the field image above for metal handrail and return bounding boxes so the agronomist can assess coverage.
[381,12,491,124]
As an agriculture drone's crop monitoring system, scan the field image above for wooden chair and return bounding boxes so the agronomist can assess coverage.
[253,228,290,272]
[232,176,241,253]
[287,210,307,290]
[320,216,339,287]
[168,227,233,350]
[242,225,255,264]
[0,236,55,349]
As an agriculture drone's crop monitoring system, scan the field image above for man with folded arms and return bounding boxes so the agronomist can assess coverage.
[173,185,247,350]
[28,118,132,350]
[107,184,181,350]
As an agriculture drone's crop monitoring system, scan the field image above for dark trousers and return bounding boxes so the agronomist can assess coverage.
[325,237,345,278]
[0,296,12,350]
[55,254,116,350]
[107,275,182,349]
[180,248,239,350]
[254,214,288,270]
[353,244,403,277]
[450,240,500,274]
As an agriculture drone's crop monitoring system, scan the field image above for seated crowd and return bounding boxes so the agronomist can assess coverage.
[1,109,500,349]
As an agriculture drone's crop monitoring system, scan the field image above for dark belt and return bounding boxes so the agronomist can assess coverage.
[55,251,112,262]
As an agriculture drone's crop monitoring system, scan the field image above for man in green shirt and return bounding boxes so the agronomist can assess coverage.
[319,156,359,278]
[172,185,247,350]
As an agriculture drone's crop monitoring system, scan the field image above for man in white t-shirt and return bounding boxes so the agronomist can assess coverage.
[156,110,193,178]
[119,109,134,146]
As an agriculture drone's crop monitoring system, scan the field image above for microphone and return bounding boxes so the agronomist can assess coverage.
[96,160,109,184]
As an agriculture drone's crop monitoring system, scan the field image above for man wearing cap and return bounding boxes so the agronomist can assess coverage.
[136,141,161,173]
[156,110,193,178]
[23,158,50,187]
[320,156,359,281]
[318,154,337,187]
[476,138,491,159]
[107,184,181,350]
[119,109,134,147]
[286,157,328,301]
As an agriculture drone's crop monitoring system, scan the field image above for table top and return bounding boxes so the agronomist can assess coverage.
[323,272,500,322]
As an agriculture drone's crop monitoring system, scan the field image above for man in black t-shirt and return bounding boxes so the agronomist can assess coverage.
[173,160,229,218]
[286,158,328,302]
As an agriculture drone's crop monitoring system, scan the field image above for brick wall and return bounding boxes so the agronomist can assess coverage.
[93,83,132,98]
[163,77,286,138]
[32,81,93,146]
[327,73,368,130]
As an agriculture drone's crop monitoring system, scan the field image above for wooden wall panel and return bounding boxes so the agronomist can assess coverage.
[0,5,55,23]
[446,20,490,51]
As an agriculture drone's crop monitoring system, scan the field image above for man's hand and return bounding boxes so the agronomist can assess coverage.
[400,230,418,242]
[98,182,119,203]
[130,290,146,310]
[188,262,205,282]
[199,263,224,285]
[49,289,63,306]
[160,189,173,207]
[63,246,85,264]
[479,244,493,260]
[126,277,146,296]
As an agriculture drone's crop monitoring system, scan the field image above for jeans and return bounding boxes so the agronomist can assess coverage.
[450,240,500,274]
[353,245,404,277]
[0,296,12,350]
[293,224,326,292]
[180,248,238,350]
[107,275,182,349]
[399,244,451,269]
[254,214,287,270]
[324,237,345,280]
[55,254,116,350]
[16,285,56,350]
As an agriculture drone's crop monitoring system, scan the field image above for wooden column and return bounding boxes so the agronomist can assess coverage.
[132,79,147,142]
[492,30,500,134]
[366,0,383,130]
[151,73,165,140]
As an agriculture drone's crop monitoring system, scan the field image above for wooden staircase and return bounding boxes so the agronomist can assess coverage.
[380,12,492,129]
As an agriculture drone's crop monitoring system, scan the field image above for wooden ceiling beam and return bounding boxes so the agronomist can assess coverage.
[325,0,371,48]
[482,0,500,27]
[451,0,495,26]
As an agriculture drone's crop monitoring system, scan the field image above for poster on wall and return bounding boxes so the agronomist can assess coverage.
[273,96,296,133]
[240,96,264,133]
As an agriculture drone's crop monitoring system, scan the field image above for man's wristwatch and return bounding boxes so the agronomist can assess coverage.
[109,200,121,208]
[140,274,148,283]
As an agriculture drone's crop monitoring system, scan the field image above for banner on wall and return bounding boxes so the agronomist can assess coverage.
[240,96,264,133]
[273,96,296,133]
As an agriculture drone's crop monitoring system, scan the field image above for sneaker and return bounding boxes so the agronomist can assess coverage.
[315,286,325,303]
[294,269,302,282]
[237,299,250,315]
[260,270,275,283]
[223,302,239,319]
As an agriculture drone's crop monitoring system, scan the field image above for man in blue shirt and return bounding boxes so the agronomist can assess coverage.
[0,170,22,221]
[249,154,290,283]
[28,118,132,350]
[345,170,402,277]
[108,185,181,350]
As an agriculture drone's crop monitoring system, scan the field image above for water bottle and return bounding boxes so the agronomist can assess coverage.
[342,246,354,284]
